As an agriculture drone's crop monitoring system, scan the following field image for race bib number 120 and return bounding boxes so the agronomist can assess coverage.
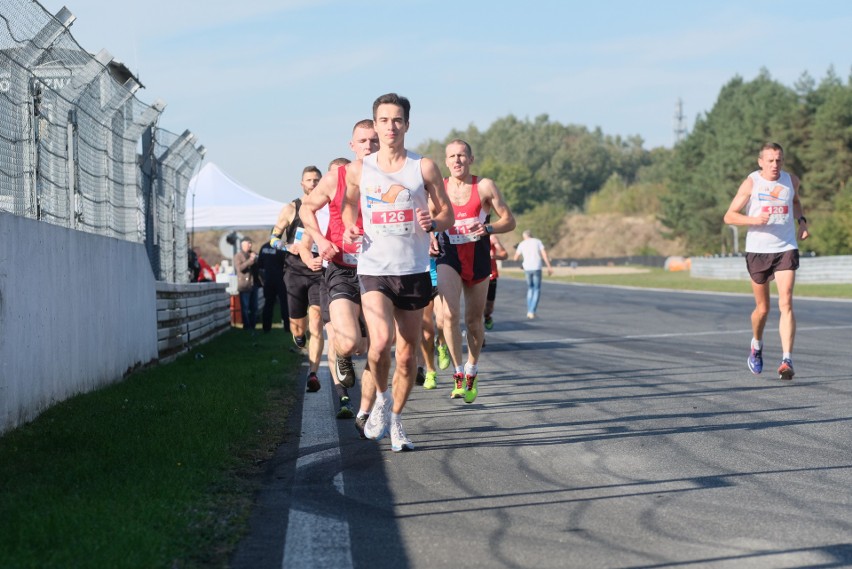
[761,204,789,224]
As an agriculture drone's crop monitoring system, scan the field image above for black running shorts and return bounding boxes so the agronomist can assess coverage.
[359,272,432,311]
[745,249,799,285]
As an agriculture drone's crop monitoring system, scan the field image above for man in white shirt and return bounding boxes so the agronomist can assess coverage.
[513,230,553,319]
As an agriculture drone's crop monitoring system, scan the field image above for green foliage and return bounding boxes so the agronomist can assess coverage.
[515,203,567,247]
[416,114,657,215]
[806,178,852,254]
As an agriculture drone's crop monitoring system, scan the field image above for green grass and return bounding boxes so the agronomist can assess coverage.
[504,267,852,299]
[0,328,301,569]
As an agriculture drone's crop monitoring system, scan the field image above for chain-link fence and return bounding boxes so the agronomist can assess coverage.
[0,0,204,282]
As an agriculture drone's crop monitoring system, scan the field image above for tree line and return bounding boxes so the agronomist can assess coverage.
[417,66,852,256]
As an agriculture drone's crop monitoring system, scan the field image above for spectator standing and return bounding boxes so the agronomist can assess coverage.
[257,240,289,333]
[513,230,553,319]
[234,236,259,331]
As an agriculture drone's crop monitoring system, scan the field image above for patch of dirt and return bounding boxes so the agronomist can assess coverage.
[502,213,686,259]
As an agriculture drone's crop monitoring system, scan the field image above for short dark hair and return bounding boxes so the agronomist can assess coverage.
[759,142,784,158]
[372,93,410,123]
[302,165,321,177]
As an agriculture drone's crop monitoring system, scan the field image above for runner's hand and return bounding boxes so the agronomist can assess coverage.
[416,208,433,232]
[343,225,362,244]
[316,236,339,261]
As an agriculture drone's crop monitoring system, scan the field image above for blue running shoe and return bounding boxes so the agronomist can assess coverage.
[778,358,794,380]
[748,347,763,375]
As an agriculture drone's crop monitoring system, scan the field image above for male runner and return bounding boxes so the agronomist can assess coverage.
[723,142,809,380]
[269,166,326,392]
[334,93,454,451]
[436,139,516,403]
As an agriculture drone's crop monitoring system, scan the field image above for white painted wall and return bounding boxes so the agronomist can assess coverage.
[0,212,158,433]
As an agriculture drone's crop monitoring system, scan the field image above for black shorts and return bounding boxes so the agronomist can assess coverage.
[325,262,361,305]
[359,272,432,311]
[284,269,323,319]
[487,279,497,302]
[745,249,799,285]
[436,235,492,286]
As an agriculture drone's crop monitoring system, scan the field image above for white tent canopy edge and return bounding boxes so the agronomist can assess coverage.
[185,162,286,231]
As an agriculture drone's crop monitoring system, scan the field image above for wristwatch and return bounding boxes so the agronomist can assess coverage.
[797,216,807,224]
[485,224,494,234]
[427,220,437,232]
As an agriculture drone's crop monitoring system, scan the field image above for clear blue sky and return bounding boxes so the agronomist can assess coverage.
[40,0,852,203]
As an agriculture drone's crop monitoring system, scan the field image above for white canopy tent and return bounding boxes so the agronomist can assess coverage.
[185,162,286,230]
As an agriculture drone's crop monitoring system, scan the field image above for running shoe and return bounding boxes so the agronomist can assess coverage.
[293,333,307,349]
[778,358,795,380]
[390,418,415,452]
[747,347,763,375]
[364,396,393,441]
[484,316,494,330]
[415,366,426,386]
[306,371,321,392]
[423,370,438,390]
[336,396,354,419]
[450,373,465,399]
[526,312,535,320]
[464,374,479,404]
[437,344,451,370]
[355,414,369,439]
[336,355,356,388]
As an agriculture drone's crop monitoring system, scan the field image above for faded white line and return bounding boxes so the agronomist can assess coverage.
[282,361,353,569]
[508,325,852,346]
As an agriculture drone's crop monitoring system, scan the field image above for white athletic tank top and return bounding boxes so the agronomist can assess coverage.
[357,151,431,276]
[744,170,798,253]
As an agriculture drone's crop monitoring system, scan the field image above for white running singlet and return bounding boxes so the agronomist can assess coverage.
[358,151,431,276]
[744,170,798,254]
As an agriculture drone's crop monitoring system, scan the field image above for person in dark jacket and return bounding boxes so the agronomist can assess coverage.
[257,240,289,332]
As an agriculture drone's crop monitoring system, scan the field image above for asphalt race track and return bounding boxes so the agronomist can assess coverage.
[231,278,852,569]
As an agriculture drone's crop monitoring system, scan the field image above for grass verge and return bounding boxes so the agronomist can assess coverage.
[504,267,852,299]
[0,328,301,569]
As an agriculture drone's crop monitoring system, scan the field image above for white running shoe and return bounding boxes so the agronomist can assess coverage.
[364,395,393,441]
[390,418,415,452]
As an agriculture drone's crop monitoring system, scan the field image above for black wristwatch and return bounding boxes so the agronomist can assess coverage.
[485,224,494,234]
[797,216,807,224]
[427,220,437,232]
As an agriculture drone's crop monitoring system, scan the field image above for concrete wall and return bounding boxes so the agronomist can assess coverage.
[690,255,852,283]
[0,212,158,433]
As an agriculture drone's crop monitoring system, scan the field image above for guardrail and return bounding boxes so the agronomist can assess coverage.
[155,282,231,361]
[690,255,852,283]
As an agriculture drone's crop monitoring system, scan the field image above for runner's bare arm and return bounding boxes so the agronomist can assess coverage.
[790,174,809,241]
[270,203,296,250]
[341,161,363,243]
[299,172,339,260]
[420,157,454,232]
[477,177,516,236]
[723,177,768,226]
